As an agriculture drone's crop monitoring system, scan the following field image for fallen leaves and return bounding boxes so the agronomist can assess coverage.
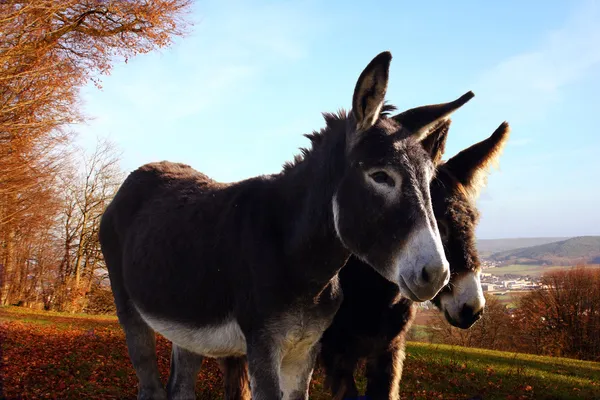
[1,308,600,400]
[0,319,224,399]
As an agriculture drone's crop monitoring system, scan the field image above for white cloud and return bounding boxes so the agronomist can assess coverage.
[471,0,600,125]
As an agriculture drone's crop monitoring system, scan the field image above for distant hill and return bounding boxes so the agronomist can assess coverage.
[477,237,568,257]
[489,236,600,266]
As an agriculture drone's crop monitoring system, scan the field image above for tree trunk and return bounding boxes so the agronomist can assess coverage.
[1,222,16,305]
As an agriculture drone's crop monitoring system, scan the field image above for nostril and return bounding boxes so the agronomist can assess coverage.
[460,305,484,323]
[460,304,474,321]
[421,263,449,286]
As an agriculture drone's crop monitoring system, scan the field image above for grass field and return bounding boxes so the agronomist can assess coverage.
[1,307,599,399]
[486,264,600,277]
[487,291,529,308]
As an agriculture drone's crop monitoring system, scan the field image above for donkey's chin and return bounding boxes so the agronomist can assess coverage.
[443,308,479,329]
[398,276,428,302]
[395,261,450,302]
[439,272,486,329]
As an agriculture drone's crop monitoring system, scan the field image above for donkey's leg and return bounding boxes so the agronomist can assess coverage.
[246,336,284,400]
[364,343,406,400]
[166,345,204,400]
[118,301,167,400]
[320,343,360,400]
[217,356,251,400]
[279,342,320,400]
[102,221,166,400]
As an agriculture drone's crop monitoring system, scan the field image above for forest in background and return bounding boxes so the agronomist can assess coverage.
[0,0,192,312]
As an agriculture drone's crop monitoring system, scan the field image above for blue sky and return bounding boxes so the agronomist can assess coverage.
[75,0,600,239]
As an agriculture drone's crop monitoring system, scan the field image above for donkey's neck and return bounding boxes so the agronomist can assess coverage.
[275,119,351,289]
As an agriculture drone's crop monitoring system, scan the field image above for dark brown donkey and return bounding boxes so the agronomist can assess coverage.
[99,51,473,400]
[318,119,511,400]
[217,117,510,400]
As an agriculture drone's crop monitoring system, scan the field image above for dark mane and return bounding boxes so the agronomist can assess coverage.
[434,165,481,227]
[282,103,398,172]
[281,109,348,172]
[380,101,397,117]
[435,166,480,220]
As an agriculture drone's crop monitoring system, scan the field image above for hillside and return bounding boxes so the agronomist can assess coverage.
[489,236,600,266]
[477,237,568,257]
[1,307,599,399]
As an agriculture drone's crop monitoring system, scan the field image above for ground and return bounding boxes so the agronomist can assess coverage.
[1,307,599,400]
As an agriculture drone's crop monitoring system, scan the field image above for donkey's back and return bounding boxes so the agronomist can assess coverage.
[103,161,220,233]
[99,161,270,328]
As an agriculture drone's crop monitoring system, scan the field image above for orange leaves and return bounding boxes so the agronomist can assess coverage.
[505,385,534,400]
[0,0,193,310]
[513,267,600,360]
[1,319,132,399]
[0,313,225,400]
[2,308,600,399]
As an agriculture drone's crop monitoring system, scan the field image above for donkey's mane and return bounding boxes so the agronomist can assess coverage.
[434,166,481,225]
[380,102,398,117]
[282,102,398,172]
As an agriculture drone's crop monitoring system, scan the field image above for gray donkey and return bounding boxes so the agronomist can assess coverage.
[99,51,473,400]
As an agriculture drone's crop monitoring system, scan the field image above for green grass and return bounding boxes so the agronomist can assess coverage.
[487,291,528,308]
[0,304,118,320]
[408,324,431,341]
[1,306,599,399]
[0,305,119,331]
[398,342,600,399]
[487,264,600,277]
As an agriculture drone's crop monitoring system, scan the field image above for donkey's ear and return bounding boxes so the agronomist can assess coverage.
[444,122,510,199]
[351,51,392,133]
[421,119,451,165]
[393,91,474,141]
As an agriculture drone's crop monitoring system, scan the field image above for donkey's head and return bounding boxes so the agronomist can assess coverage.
[426,122,510,328]
[333,51,473,302]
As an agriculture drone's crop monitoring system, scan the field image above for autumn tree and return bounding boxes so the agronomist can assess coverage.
[0,186,62,306]
[513,266,600,361]
[426,267,600,361]
[0,0,191,304]
[426,294,518,350]
[0,137,122,311]
[52,138,123,312]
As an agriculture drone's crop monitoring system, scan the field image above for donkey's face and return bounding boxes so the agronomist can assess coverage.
[333,51,473,302]
[429,122,510,329]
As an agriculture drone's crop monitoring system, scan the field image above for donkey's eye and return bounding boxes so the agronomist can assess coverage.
[369,171,395,187]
